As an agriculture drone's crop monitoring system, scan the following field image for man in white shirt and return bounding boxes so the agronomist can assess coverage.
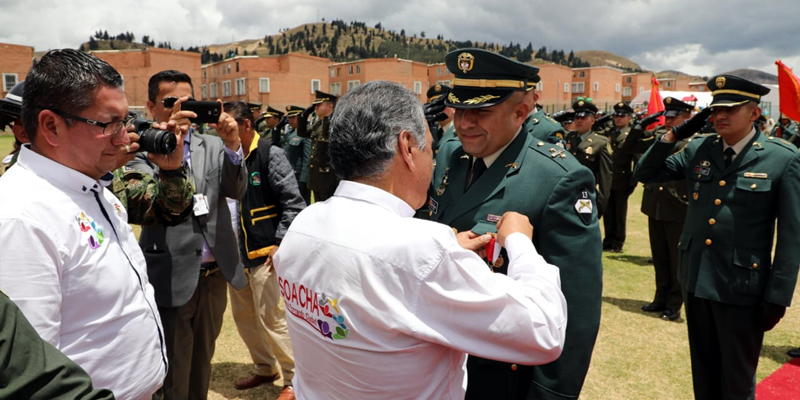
[274,80,567,400]
[0,49,167,400]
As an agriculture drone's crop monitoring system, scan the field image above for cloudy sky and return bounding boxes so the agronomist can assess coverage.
[2,0,799,77]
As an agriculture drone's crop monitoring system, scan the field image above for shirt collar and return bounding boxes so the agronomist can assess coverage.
[723,127,757,154]
[334,180,416,218]
[16,144,103,195]
[480,126,522,169]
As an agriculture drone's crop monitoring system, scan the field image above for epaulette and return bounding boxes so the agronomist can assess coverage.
[528,140,573,171]
[765,136,799,152]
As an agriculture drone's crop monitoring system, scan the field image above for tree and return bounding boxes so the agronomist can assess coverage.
[88,36,98,50]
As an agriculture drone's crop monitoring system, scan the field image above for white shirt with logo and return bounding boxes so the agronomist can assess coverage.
[0,145,167,400]
[274,180,567,400]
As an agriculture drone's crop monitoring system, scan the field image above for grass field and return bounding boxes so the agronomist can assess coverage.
[2,134,798,399]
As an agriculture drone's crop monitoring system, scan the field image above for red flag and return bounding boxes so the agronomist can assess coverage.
[776,60,800,121]
[646,76,665,130]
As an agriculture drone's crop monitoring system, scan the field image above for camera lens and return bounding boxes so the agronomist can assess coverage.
[130,119,177,154]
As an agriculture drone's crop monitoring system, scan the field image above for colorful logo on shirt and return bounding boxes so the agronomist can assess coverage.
[250,171,262,186]
[77,211,104,249]
[278,277,349,340]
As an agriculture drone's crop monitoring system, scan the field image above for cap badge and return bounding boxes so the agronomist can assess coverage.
[716,76,726,88]
[578,100,585,106]
[666,98,672,104]
[458,52,475,73]
[618,103,624,107]
[434,84,441,92]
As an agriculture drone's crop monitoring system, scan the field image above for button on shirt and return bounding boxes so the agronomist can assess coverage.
[0,146,167,400]
[274,181,567,400]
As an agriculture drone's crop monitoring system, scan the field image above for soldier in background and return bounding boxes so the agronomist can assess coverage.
[553,110,576,132]
[566,98,612,217]
[620,97,694,321]
[297,90,338,202]
[772,114,798,144]
[423,84,455,153]
[602,102,637,252]
[255,106,287,146]
[282,105,311,204]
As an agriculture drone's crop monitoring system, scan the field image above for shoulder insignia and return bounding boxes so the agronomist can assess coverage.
[537,141,544,146]
[532,118,539,124]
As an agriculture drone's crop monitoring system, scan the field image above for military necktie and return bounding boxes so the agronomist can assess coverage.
[724,147,736,167]
[467,158,487,189]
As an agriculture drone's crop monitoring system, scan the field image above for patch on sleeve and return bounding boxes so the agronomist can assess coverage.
[574,189,593,226]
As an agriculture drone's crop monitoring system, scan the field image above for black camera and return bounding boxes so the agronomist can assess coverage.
[130,119,177,154]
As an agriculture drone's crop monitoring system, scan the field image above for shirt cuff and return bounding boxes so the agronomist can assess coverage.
[225,144,244,165]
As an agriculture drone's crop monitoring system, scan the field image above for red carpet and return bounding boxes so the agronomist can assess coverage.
[756,357,800,399]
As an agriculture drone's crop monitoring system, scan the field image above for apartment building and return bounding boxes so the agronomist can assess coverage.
[622,71,654,103]
[91,47,201,115]
[536,63,573,112]
[571,66,624,110]
[328,57,429,101]
[0,43,34,98]
[201,53,331,111]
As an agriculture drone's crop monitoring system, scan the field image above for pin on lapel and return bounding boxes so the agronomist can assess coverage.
[505,162,518,170]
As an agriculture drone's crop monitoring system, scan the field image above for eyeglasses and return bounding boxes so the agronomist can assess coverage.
[161,96,195,108]
[50,108,133,136]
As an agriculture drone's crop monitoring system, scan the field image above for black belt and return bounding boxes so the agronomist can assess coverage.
[200,262,219,277]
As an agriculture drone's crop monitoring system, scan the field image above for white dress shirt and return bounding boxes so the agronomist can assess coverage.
[274,181,567,400]
[0,145,167,400]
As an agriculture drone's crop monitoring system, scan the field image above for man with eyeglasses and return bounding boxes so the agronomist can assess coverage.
[0,49,168,400]
[129,69,248,400]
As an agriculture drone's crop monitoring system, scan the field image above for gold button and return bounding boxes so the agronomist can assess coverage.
[309,164,314,168]
[511,364,518,371]
[705,239,712,245]
[658,187,664,191]
[751,184,757,189]
[714,199,722,205]
[719,180,726,187]
[752,263,758,269]
[709,218,716,225]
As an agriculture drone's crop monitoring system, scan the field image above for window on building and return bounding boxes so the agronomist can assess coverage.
[214,67,218,76]
[615,83,620,93]
[665,81,672,88]
[572,82,585,93]
[348,65,353,75]
[311,79,321,94]
[698,86,705,91]
[622,87,632,97]
[626,77,631,83]
[203,69,207,78]
[579,71,585,78]
[639,86,644,94]
[3,73,18,91]
[236,62,239,73]
[330,82,342,96]
[201,84,208,100]
[227,65,231,74]
[593,82,599,92]
[235,78,246,95]
[536,81,543,91]
[413,81,422,94]
[564,83,570,93]
[337,67,341,77]
[436,79,450,87]
[356,65,361,74]
[437,67,442,75]
[259,78,270,93]
[330,69,335,77]
[347,80,361,91]
[210,82,218,98]
[222,80,232,97]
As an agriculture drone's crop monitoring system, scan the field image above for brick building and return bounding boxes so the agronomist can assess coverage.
[201,53,330,111]
[622,71,654,103]
[427,62,454,96]
[536,63,573,113]
[0,43,34,98]
[91,48,201,116]
[658,76,690,91]
[688,81,709,92]
[571,66,624,110]
[328,58,429,101]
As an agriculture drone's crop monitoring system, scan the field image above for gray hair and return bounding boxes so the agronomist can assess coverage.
[329,80,426,181]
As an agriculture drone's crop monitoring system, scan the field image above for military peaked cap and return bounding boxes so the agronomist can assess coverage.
[663,97,694,117]
[444,48,540,109]
[707,75,770,107]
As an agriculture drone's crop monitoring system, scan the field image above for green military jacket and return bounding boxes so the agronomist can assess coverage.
[0,292,115,400]
[428,123,603,399]
[620,125,689,222]
[608,124,639,192]
[635,129,800,307]
[298,115,338,193]
[282,127,311,184]
[526,108,566,146]
[111,165,194,226]
[566,130,613,216]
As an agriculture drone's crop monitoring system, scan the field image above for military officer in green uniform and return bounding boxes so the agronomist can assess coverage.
[254,106,286,146]
[524,88,566,146]
[298,90,338,202]
[282,105,312,204]
[621,97,695,321]
[635,75,800,399]
[565,98,612,217]
[428,48,602,400]
[772,114,799,145]
[424,84,456,153]
[553,110,576,132]
[602,102,636,252]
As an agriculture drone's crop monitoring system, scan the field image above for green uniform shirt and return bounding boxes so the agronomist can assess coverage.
[111,165,194,226]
